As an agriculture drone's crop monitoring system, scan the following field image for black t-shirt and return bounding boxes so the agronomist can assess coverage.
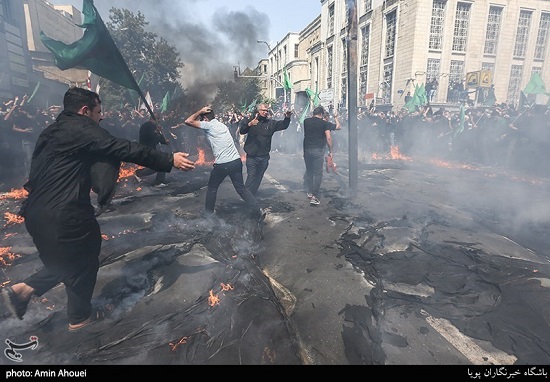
[303,116,334,150]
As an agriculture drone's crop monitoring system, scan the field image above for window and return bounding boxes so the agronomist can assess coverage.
[452,2,471,52]
[426,59,440,82]
[507,65,523,105]
[532,67,542,76]
[449,60,464,85]
[385,10,397,58]
[513,10,532,58]
[364,0,372,13]
[294,44,299,59]
[327,46,333,89]
[481,62,495,74]
[341,38,347,106]
[360,25,370,98]
[535,13,550,60]
[484,6,502,55]
[329,4,335,36]
[381,62,393,104]
[429,0,446,50]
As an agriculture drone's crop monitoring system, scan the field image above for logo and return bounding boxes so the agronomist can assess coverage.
[4,336,39,362]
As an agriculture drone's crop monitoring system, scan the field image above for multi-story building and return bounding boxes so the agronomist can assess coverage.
[263,0,550,112]
[0,0,33,100]
[0,0,86,105]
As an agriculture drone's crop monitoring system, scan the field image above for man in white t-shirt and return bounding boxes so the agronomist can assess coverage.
[184,105,265,222]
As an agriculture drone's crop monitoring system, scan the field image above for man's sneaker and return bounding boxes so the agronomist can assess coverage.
[307,193,313,200]
[154,183,167,188]
[134,174,142,183]
[309,196,320,206]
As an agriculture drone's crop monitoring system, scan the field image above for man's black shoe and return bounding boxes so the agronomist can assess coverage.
[2,287,29,320]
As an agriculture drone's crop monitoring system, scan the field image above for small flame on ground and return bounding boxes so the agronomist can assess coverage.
[195,148,215,166]
[169,336,188,351]
[118,163,141,181]
[220,283,233,292]
[0,188,28,200]
[0,247,20,267]
[208,290,220,306]
[4,212,24,227]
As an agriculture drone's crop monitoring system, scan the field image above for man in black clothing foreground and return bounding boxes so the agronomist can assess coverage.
[2,87,195,332]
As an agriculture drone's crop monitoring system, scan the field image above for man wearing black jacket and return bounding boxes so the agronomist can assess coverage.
[239,104,292,195]
[2,87,195,332]
[134,113,170,187]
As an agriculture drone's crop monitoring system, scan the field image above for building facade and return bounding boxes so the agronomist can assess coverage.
[0,0,87,105]
[263,0,550,112]
[0,0,33,100]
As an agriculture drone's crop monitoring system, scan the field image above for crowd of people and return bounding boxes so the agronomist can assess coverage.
[2,84,550,333]
[3,92,550,190]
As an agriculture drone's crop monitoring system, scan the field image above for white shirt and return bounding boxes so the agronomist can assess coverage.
[199,119,241,164]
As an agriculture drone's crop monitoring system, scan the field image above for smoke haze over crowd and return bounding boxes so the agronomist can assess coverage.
[48,0,321,99]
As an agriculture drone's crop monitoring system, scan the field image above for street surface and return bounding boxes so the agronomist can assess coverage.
[1,151,550,368]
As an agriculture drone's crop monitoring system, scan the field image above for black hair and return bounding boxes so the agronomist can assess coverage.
[203,109,215,120]
[63,87,100,114]
[312,106,325,116]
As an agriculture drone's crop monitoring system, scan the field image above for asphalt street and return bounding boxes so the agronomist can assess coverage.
[1,150,550,368]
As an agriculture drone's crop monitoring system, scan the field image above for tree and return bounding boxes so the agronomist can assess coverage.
[213,75,265,113]
[98,7,184,111]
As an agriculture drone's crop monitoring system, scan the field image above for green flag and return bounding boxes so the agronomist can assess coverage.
[455,104,465,136]
[27,82,41,103]
[519,91,529,111]
[283,67,292,90]
[305,87,320,106]
[299,103,310,125]
[523,73,546,95]
[160,91,171,113]
[40,0,141,93]
[247,99,258,113]
[483,86,496,106]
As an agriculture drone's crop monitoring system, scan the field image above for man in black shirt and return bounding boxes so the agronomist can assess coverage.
[239,104,292,196]
[134,114,170,187]
[303,106,335,206]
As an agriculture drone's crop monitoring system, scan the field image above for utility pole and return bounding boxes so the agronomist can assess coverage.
[346,0,358,197]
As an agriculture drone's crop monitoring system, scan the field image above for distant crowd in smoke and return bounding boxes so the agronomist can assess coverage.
[1,93,549,192]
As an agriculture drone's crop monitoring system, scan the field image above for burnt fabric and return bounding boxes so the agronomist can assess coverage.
[19,110,174,324]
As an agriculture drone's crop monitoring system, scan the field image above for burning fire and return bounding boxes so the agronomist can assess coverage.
[208,290,220,306]
[118,162,141,182]
[195,148,214,166]
[4,212,24,227]
[207,283,234,306]
[372,146,412,162]
[0,188,28,200]
[0,247,20,267]
[169,336,188,351]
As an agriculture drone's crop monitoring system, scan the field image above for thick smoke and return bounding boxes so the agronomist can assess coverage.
[93,0,270,103]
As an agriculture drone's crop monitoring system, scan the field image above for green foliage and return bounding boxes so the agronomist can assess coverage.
[100,7,184,110]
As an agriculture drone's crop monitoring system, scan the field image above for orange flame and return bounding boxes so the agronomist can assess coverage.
[4,212,24,227]
[101,234,109,240]
[0,188,28,200]
[195,148,214,166]
[208,290,220,306]
[169,336,188,351]
[220,283,234,292]
[0,247,21,267]
[117,162,142,182]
